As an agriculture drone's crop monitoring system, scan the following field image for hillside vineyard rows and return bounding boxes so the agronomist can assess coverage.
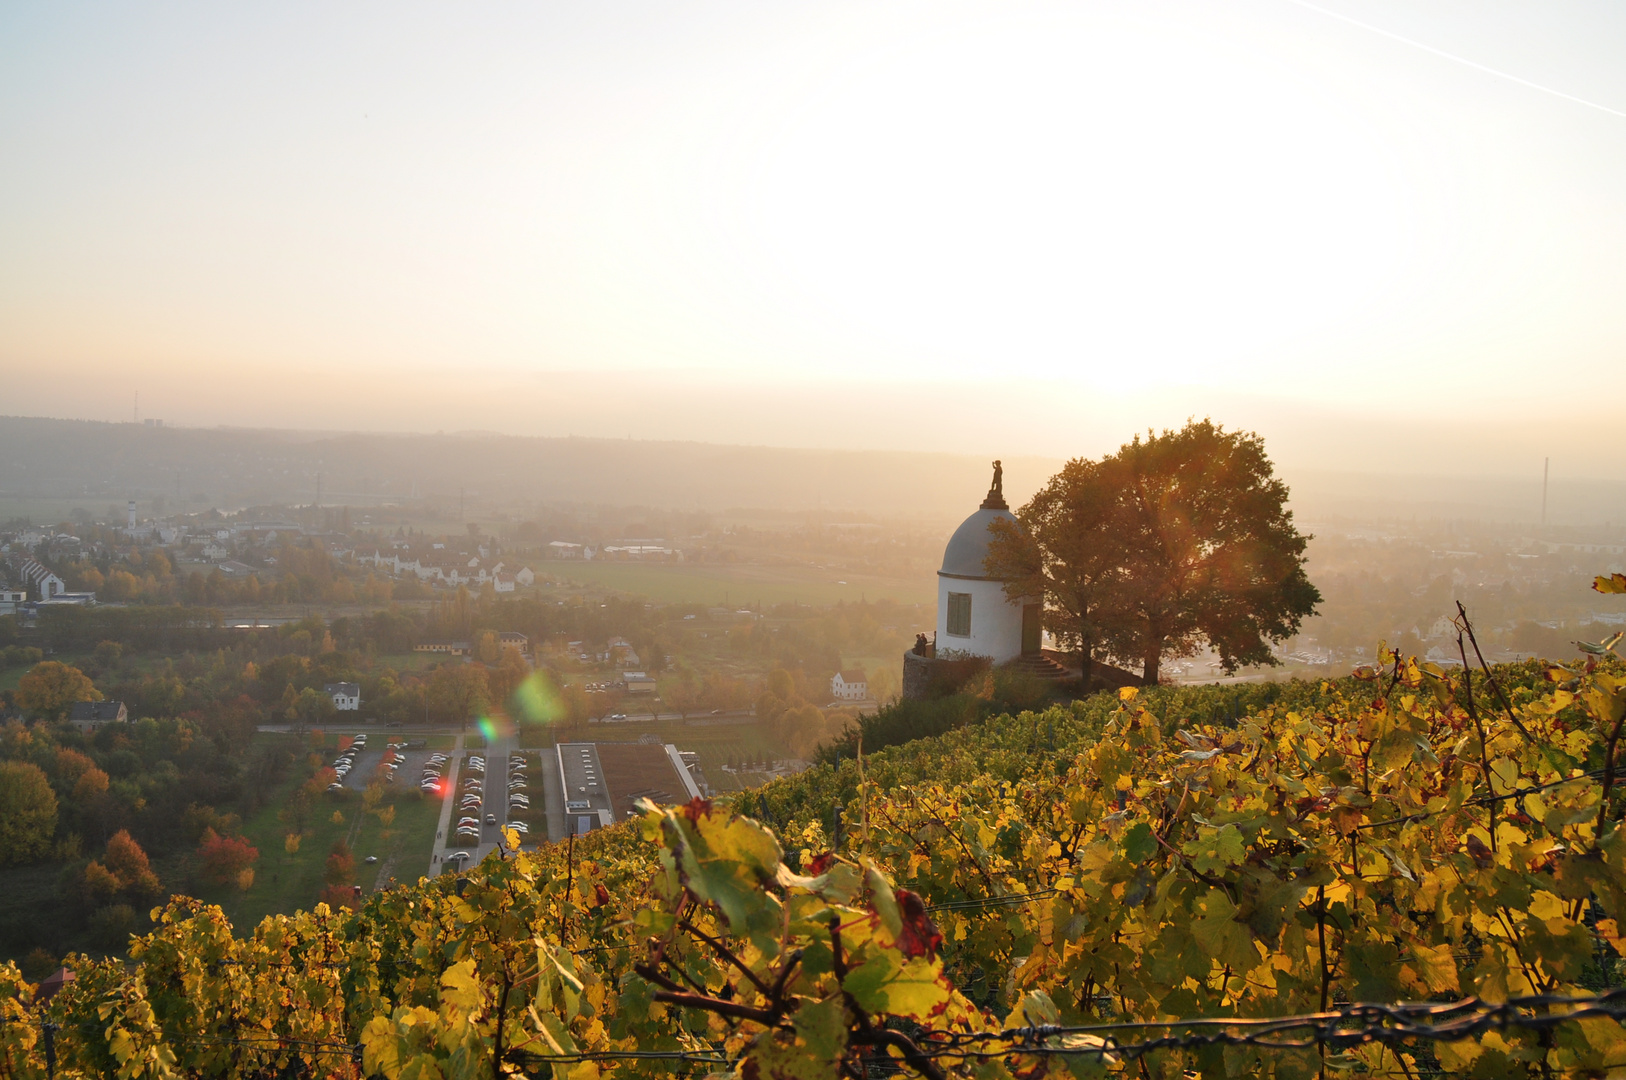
[4,595,1626,1077]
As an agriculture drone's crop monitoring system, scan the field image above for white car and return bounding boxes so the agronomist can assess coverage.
[507,821,529,834]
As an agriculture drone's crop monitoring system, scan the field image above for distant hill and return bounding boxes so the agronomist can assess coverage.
[4,414,1621,531]
[0,415,1059,522]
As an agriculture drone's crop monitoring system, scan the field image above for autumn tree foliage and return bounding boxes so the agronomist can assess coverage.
[104,830,160,896]
[81,829,161,906]
[14,660,99,720]
[0,761,58,866]
[196,828,259,887]
[988,419,1320,683]
[324,841,354,887]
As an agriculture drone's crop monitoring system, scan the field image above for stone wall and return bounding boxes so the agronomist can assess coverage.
[901,652,934,701]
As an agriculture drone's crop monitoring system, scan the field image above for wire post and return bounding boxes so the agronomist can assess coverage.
[42,1022,57,1080]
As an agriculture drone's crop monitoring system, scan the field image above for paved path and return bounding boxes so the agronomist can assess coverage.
[427,734,464,878]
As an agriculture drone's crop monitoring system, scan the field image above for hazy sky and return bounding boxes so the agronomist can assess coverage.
[2,1,1624,475]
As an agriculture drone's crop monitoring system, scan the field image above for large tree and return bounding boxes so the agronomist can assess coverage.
[15,661,98,720]
[989,420,1319,684]
[0,761,58,866]
[985,456,1121,664]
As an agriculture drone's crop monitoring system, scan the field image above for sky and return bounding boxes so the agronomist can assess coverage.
[2,1,1624,478]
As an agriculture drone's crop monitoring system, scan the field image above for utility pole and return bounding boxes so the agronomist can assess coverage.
[315,472,322,509]
[1541,457,1549,531]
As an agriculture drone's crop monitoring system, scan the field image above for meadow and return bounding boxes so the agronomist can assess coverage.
[537,560,933,608]
[191,736,444,931]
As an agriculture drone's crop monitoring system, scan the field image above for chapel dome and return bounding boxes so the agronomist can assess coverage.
[938,506,1018,580]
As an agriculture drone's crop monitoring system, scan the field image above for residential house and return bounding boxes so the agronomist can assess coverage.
[17,558,67,601]
[0,589,24,615]
[68,701,129,733]
[493,572,516,593]
[830,670,868,701]
[325,682,361,711]
[547,541,583,559]
[497,632,529,655]
[607,637,641,667]
[515,566,536,587]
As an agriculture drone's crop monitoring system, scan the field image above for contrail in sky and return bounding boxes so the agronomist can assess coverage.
[1284,0,1626,120]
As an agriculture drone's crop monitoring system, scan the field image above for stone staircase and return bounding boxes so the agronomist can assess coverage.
[1004,652,1075,682]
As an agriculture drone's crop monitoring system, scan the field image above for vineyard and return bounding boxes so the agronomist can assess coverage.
[4,579,1626,1078]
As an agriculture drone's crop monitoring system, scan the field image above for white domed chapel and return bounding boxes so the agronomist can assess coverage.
[934,461,1041,664]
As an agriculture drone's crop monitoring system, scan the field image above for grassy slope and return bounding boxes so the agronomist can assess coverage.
[190,761,444,932]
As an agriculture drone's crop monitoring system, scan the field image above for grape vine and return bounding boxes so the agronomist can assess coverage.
[0,633,1623,1078]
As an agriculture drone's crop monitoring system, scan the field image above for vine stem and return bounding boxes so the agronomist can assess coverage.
[1596,708,1626,838]
[1456,601,1536,742]
[559,832,574,942]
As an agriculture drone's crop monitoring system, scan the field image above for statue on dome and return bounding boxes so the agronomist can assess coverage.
[980,459,1009,511]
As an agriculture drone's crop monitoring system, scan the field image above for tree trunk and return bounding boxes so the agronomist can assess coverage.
[1142,647,1160,685]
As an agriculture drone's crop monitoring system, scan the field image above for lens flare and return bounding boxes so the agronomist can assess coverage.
[512,671,564,726]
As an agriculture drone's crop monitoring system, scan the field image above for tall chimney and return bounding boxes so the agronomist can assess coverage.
[127,500,136,529]
[1541,458,1549,530]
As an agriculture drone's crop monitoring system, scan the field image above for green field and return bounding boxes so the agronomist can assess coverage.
[537,561,933,608]
[195,745,442,931]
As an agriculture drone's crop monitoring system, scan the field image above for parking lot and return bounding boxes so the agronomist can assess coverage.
[438,736,543,870]
[330,737,435,793]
